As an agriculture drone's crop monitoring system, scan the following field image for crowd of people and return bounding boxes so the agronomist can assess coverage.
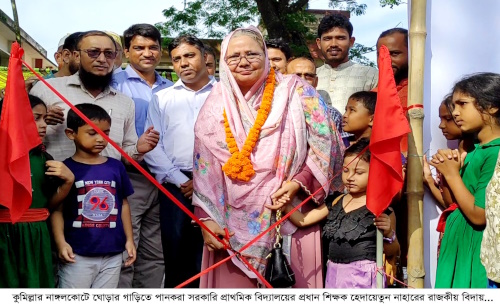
[0,12,499,290]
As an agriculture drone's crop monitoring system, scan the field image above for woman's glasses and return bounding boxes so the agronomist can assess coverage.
[79,49,117,60]
[226,52,263,66]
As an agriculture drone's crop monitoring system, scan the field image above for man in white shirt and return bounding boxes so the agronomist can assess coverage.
[316,14,378,112]
[145,35,215,288]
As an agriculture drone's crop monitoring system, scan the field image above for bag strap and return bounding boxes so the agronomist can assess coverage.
[274,209,283,248]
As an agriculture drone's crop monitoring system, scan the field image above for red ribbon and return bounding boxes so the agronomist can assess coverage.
[404,104,424,112]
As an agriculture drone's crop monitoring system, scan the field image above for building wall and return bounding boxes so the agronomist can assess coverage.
[0,9,56,70]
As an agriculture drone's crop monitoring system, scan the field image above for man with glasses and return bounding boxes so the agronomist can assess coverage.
[144,35,215,288]
[111,24,172,289]
[30,30,159,165]
[287,56,348,146]
[287,56,319,87]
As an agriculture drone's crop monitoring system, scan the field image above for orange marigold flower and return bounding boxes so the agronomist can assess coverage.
[222,68,276,182]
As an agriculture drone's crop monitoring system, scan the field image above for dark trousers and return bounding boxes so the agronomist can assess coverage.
[159,179,204,288]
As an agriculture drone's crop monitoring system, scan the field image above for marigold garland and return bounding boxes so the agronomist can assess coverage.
[222,68,276,181]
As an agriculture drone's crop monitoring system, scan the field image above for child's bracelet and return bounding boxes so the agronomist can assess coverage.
[383,230,396,244]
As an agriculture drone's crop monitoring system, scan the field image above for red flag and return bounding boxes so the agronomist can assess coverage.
[366,45,411,217]
[0,42,41,223]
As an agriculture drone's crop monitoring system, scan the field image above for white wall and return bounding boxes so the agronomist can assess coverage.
[422,0,500,288]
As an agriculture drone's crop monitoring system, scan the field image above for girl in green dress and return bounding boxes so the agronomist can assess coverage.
[423,95,476,260]
[430,73,500,288]
[0,95,74,288]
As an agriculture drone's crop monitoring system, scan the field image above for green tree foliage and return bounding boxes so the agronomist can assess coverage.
[157,0,401,63]
[157,1,259,39]
[329,0,403,15]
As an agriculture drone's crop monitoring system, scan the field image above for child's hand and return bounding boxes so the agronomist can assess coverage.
[124,240,136,267]
[374,213,393,238]
[430,149,461,178]
[45,161,75,184]
[431,148,459,163]
[423,155,438,186]
[267,181,301,210]
[57,241,76,263]
[271,193,291,209]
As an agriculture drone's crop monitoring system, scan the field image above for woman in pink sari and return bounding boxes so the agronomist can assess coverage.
[193,26,344,288]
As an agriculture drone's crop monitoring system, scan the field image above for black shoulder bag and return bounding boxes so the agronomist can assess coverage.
[264,209,296,288]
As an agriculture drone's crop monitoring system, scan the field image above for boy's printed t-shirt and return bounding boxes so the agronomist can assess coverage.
[63,157,134,256]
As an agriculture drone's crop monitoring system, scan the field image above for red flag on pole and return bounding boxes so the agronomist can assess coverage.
[0,42,41,223]
[366,45,411,217]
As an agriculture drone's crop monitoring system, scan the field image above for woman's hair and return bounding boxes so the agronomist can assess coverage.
[28,94,46,110]
[452,72,500,123]
[230,29,265,51]
[344,137,371,162]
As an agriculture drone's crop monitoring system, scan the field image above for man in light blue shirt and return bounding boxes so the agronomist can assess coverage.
[111,23,172,289]
[145,35,215,288]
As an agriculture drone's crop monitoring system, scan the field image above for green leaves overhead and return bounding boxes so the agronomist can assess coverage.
[157,0,401,64]
[156,0,259,39]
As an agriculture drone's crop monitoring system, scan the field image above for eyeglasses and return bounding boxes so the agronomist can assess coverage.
[78,49,117,60]
[225,52,263,66]
[295,73,317,81]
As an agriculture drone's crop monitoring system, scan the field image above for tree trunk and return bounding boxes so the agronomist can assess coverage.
[255,0,287,38]
[255,0,310,53]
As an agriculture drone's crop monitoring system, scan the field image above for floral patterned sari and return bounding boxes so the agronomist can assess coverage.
[192,26,344,285]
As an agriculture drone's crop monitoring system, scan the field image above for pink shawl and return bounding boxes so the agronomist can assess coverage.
[193,26,344,278]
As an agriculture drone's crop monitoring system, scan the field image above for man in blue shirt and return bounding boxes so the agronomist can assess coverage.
[112,23,172,288]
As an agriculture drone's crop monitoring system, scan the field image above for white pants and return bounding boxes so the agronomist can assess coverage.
[58,253,122,288]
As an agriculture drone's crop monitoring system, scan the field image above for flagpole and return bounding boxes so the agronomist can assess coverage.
[376,229,384,288]
[10,0,21,45]
[407,0,427,288]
